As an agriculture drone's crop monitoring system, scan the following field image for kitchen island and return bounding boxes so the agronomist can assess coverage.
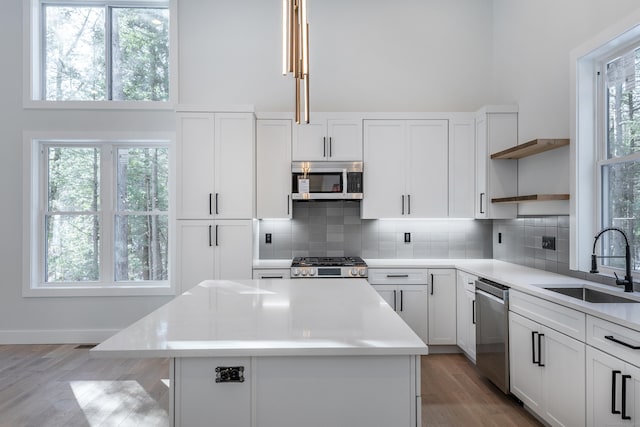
[92,278,428,427]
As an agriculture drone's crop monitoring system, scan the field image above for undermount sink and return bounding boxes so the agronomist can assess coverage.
[543,286,640,303]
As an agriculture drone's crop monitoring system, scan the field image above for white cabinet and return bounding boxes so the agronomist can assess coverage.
[509,311,586,427]
[449,117,476,218]
[586,315,640,426]
[363,120,449,219]
[252,269,291,280]
[475,106,518,219]
[373,284,428,344]
[428,269,457,345]
[456,270,476,360]
[256,119,292,219]
[177,112,255,219]
[292,115,362,161]
[176,220,253,292]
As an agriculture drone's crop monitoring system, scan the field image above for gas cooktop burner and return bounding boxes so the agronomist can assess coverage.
[290,257,368,278]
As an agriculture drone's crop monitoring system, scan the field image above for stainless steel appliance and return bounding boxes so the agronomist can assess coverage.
[290,256,368,278]
[291,161,363,200]
[475,278,510,394]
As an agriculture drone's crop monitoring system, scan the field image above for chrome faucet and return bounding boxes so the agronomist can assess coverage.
[590,227,634,292]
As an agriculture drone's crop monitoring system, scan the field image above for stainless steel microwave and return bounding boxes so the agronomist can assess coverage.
[291,161,363,200]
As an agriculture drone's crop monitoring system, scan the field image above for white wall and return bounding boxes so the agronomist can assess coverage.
[492,0,640,215]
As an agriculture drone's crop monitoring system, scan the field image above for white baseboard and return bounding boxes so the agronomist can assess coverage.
[0,329,119,344]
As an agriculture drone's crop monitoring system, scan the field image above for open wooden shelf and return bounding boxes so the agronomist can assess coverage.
[491,194,570,203]
[490,138,569,160]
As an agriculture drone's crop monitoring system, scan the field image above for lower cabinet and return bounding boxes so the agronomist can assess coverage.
[176,219,253,292]
[373,284,428,344]
[509,311,585,427]
[428,269,457,345]
[456,270,476,361]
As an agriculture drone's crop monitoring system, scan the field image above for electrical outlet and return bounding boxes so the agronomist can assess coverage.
[265,233,272,244]
[404,233,411,243]
[542,236,556,250]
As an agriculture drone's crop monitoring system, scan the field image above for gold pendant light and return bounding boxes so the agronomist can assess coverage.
[282,0,309,124]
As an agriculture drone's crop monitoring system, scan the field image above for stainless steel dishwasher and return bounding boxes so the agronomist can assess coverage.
[475,278,510,394]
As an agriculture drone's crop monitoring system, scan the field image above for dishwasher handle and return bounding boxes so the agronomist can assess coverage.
[475,288,505,305]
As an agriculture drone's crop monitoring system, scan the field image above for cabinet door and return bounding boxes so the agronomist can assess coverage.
[176,220,215,293]
[214,113,254,219]
[586,346,631,427]
[372,284,398,311]
[627,363,640,427]
[398,285,428,344]
[509,311,543,413]
[449,118,475,218]
[406,120,448,217]
[256,119,292,219]
[362,120,406,218]
[484,113,518,219]
[326,119,362,161]
[252,269,291,280]
[293,120,325,161]
[456,272,469,352]
[474,116,488,219]
[427,269,456,345]
[466,290,476,360]
[214,220,254,280]
[177,113,215,219]
[542,325,585,427]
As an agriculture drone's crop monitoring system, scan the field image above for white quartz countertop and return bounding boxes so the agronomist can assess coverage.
[92,278,428,358]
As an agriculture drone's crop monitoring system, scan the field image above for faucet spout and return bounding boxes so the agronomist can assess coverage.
[591,227,634,292]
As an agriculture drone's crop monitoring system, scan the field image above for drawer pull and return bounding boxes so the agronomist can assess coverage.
[605,335,640,350]
[261,275,283,279]
[386,274,409,278]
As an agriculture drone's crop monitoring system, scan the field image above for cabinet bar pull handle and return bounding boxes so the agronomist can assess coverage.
[401,195,405,215]
[386,274,409,278]
[208,225,212,247]
[400,290,404,312]
[209,193,213,215]
[393,290,397,311]
[262,275,284,279]
[215,225,219,246]
[323,137,326,157]
[329,137,332,157]
[430,274,434,295]
[531,331,538,365]
[472,300,476,325]
[605,335,640,350]
[215,193,219,215]
[612,370,621,415]
[480,192,485,214]
[622,374,631,420]
[537,333,545,367]
[407,194,411,215]
[287,195,290,215]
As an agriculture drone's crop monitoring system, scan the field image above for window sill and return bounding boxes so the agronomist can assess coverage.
[23,99,176,111]
[23,283,176,298]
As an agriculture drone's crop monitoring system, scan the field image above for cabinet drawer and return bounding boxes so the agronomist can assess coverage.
[510,290,585,341]
[587,315,640,368]
[368,269,428,285]
[252,269,291,280]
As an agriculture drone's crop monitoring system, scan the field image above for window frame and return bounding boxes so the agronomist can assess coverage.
[24,0,177,110]
[23,131,176,297]
[571,11,640,281]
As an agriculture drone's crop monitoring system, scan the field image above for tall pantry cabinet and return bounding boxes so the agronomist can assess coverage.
[176,110,255,292]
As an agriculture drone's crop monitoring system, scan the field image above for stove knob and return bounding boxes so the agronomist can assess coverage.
[359,268,367,277]
[350,268,358,277]
[309,268,316,276]
[301,268,308,276]
[292,268,300,277]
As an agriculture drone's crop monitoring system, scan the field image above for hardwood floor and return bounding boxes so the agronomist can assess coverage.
[0,345,541,426]
[421,353,542,426]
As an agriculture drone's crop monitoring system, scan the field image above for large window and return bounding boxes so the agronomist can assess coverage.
[26,138,172,296]
[597,45,640,272]
[34,0,169,102]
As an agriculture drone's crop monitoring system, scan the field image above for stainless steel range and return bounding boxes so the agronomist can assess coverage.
[290,256,368,278]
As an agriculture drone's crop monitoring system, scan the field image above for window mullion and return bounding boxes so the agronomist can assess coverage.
[106,5,113,101]
[101,144,115,283]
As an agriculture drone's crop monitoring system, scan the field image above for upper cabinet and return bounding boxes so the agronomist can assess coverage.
[362,119,448,219]
[292,114,363,161]
[448,117,476,218]
[475,106,518,219]
[177,112,255,219]
[256,119,292,219]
